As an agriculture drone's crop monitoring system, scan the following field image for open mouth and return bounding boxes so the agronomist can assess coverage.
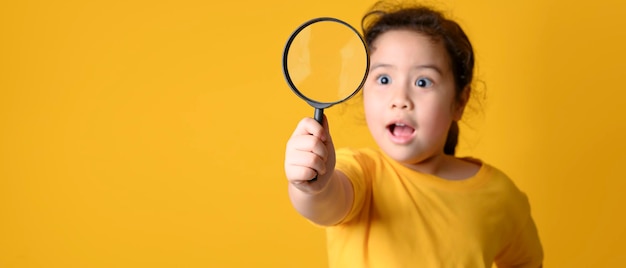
[388,123,415,137]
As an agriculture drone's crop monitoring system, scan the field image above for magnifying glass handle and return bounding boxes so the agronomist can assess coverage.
[314,108,324,125]
[309,108,325,182]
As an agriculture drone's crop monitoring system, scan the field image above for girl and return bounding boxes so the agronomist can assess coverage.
[284,1,543,267]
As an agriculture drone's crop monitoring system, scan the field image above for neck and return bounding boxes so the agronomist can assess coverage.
[400,152,447,176]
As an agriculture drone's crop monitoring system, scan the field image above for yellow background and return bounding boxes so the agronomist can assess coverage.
[1,0,625,267]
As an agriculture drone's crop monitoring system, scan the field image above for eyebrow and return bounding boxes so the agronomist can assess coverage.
[369,63,394,72]
[415,64,443,75]
[369,63,443,75]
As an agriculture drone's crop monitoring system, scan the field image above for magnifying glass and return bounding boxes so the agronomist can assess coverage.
[282,17,369,181]
[282,17,369,125]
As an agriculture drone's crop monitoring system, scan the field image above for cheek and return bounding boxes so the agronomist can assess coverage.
[362,92,383,129]
[418,100,454,129]
[362,90,377,115]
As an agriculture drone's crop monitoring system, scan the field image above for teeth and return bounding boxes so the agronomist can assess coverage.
[395,123,405,126]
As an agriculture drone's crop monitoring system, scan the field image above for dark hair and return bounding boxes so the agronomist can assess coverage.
[362,1,475,155]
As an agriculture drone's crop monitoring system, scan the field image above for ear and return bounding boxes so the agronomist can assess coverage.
[453,86,470,121]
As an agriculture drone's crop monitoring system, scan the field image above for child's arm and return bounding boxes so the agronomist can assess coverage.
[284,116,354,226]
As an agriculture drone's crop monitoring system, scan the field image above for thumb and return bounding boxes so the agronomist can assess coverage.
[321,115,332,143]
[321,115,336,155]
[321,115,336,181]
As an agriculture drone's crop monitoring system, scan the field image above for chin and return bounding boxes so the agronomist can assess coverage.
[382,148,422,163]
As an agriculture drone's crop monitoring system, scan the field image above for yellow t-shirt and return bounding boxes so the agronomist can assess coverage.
[327,148,543,268]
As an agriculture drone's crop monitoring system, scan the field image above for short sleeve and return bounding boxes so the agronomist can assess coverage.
[333,148,373,225]
[494,214,544,268]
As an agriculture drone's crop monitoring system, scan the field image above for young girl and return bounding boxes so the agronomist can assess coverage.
[284,1,543,267]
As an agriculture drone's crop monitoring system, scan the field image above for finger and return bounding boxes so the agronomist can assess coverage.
[288,134,328,162]
[292,117,325,141]
[285,159,322,183]
[285,150,327,176]
[285,163,318,183]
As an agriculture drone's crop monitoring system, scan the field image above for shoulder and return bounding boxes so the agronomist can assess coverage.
[480,163,526,194]
[334,147,392,195]
[477,161,532,214]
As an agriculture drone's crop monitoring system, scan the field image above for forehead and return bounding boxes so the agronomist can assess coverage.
[369,29,450,67]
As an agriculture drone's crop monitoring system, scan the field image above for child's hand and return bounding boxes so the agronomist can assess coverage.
[284,116,336,194]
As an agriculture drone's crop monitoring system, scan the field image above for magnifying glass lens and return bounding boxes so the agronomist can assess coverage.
[285,20,368,103]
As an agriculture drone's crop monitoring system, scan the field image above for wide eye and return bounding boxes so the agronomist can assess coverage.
[376,75,391,85]
[415,77,433,87]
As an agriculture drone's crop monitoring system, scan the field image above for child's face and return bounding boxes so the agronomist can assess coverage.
[363,29,464,165]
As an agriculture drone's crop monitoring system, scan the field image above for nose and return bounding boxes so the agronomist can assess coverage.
[390,87,413,110]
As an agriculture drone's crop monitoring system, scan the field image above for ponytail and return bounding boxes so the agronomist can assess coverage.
[444,121,459,155]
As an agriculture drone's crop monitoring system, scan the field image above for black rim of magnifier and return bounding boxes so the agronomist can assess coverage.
[282,17,370,109]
